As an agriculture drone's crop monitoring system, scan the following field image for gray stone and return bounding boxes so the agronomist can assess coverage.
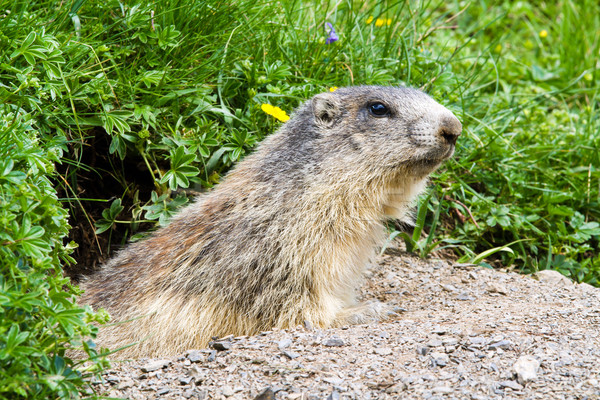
[326,391,340,400]
[222,385,234,397]
[374,347,393,356]
[117,378,134,390]
[432,326,447,335]
[487,282,508,295]
[431,352,450,367]
[442,337,459,346]
[283,350,300,360]
[513,355,540,384]
[468,336,486,346]
[499,380,524,391]
[207,350,217,362]
[188,365,207,384]
[323,377,344,386]
[210,341,232,351]
[442,284,457,292]
[536,270,572,287]
[179,376,193,385]
[323,337,345,347]
[187,350,203,363]
[254,387,276,400]
[278,338,292,350]
[432,386,453,394]
[141,359,171,373]
[456,293,475,301]
[489,340,512,350]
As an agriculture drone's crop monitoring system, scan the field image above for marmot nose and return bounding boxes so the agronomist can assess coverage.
[439,115,462,145]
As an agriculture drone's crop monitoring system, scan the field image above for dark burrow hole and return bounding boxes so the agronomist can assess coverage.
[56,128,156,282]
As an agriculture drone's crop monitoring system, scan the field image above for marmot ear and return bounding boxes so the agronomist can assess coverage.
[312,93,342,128]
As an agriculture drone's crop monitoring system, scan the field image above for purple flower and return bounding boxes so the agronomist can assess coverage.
[325,22,338,44]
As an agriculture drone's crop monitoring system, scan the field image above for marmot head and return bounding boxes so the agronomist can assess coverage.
[311,86,462,177]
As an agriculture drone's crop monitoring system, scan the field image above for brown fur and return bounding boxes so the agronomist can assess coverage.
[81,86,461,358]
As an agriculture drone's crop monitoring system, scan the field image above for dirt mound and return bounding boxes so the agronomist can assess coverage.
[91,248,600,399]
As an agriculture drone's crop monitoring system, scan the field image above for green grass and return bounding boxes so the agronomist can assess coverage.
[0,0,599,396]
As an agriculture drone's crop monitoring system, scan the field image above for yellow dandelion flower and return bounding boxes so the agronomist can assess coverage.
[367,16,391,26]
[374,18,392,27]
[494,44,502,53]
[539,29,548,39]
[261,103,290,122]
[329,86,338,92]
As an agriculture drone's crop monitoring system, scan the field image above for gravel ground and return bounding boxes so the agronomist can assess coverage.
[92,246,600,400]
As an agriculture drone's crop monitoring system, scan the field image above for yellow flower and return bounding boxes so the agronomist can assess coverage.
[329,86,338,92]
[375,18,392,27]
[494,44,502,53]
[367,16,392,27]
[261,103,290,122]
[539,29,548,39]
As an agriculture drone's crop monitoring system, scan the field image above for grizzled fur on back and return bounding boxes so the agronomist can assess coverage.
[81,86,462,358]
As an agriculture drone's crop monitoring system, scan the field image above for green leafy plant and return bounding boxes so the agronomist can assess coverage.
[384,192,444,258]
[0,107,108,399]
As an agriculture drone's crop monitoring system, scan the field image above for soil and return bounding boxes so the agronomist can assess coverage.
[90,246,600,400]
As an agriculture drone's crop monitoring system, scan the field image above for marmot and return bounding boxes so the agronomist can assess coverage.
[81,86,462,358]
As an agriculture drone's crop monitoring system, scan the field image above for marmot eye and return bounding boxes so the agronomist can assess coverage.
[368,102,390,117]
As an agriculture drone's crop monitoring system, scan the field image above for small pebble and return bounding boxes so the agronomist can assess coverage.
[326,391,340,400]
[116,378,134,390]
[141,359,171,373]
[283,350,300,359]
[442,284,457,292]
[442,337,458,346]
[222,385,234,397]
[278,338,292,350]
[513,355,540,384]
[210,341,232,351]
[322,377,343,386]
[254,387,275,400]
[469,336,486,345]
[374,347,393,356]
[186,350,203,363]
[430,352,449,367]
[207,350,217,362]
[179,376,193,385]
[487,282,508,295]
[432,326,447,335]
[489,340,512,350]
[323,337,345,347]
[499,380,524,390]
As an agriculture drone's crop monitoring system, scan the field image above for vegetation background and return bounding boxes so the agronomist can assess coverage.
[0,0,598,397]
